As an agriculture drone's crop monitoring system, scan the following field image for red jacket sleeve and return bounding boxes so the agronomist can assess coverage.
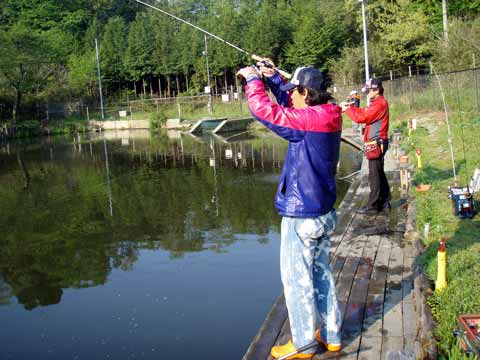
[345,99,386,125]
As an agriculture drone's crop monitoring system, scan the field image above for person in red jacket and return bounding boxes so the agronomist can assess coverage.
[341,78,391,214]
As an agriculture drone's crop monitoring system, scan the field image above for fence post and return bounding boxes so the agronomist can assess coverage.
[238,85,243,115]
[429,62,436,110]
[454,72,461,111]
[86,106,90,122]
[474,68,480,112]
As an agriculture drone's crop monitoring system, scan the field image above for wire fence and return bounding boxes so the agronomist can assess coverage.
[334,66,480,115]
[74,90,249,122]
[2,66,480,128]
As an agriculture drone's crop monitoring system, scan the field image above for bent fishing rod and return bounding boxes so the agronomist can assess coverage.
[132,0,291,79]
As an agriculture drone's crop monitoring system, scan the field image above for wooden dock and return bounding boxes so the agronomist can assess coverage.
[243,134,423,360]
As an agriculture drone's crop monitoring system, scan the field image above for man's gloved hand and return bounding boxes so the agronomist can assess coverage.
[236,66,260,82]
[255,57,276,78]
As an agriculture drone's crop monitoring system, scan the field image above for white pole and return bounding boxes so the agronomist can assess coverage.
[442,0,448,41]
[360,0,370,83]
[95,38,105,120]
[360,0,371,106]
[204,35,213,114]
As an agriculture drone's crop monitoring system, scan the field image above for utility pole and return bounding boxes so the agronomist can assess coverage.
[359,0,370,105]
[95,38,105,120]
[442,0,448,41]
[204,35,213,115]
[360,0,370,83]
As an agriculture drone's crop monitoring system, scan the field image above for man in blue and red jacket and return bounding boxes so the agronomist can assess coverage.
[237,63,343,358]
[342,78,391,213]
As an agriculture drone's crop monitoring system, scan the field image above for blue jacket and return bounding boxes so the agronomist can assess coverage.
[245,73,343,218]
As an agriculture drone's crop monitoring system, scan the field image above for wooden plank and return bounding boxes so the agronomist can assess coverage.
[335,236,366,302]
[328,180,370,285]
[242,295,288,360]
[402,250,417,353]
[314,335,361,359]
[381,336,404,359]
[383,245,404,338]
[361,235,392,338]
[331,213,370,284]
[330,185,370,259]
[338,235,382,359]
[357,336,382,360]
[402,256,414,304]
[266,319,291,360]
[402,301,417,351]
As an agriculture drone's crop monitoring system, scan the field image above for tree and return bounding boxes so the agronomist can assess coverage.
[151,13,174,96]
[243,0,291,63]
[370,0,433,70]
[101,16,128,93]
[431,17,480,71]
[67,50,98,98]
[283,2,348,70]
[0,24,62,122]
[125,13,155,95]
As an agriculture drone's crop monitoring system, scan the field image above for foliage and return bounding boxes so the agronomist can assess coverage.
[395,112,480,358]
[149,110,167,129]
[101,16,128,88]
[430,17,480,72]
[1,0,480,121]
[67,50,98,98]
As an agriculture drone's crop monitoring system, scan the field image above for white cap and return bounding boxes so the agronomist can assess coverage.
[349,90,357,96]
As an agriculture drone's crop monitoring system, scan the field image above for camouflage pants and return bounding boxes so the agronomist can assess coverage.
[280,210,342,352]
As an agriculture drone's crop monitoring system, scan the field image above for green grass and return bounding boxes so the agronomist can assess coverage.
[395,111,480,359]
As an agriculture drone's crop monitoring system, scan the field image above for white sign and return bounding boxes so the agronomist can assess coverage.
[412,118,417,130]
[221,94,230,102]
[225,149,233,159]
[234,92,238,99]
[119,110,127,117]
[204,86,211,94]
[121,138,129,146]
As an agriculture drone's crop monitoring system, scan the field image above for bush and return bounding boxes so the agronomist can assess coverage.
[149,111,167,129]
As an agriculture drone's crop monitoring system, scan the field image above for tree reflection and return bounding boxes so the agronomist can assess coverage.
[0,131,360,309]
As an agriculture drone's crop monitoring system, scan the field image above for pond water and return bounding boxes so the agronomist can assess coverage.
[0,130,361,360]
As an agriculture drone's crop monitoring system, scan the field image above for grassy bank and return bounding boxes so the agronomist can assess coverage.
[395,110,480,359]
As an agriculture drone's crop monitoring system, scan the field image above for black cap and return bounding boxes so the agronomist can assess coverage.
[361,78,383,93]
[280,67,328,92]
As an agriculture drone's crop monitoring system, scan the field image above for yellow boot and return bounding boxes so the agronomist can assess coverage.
[315,330,342,352]
[270,340,314,359]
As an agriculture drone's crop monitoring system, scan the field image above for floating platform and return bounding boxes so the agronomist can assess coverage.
[189,117,254,134]
[189,117,227,134]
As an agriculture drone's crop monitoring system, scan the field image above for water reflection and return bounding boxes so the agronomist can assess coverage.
[0,129,360,359]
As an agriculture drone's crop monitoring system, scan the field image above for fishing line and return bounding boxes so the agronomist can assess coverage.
[133,0,249,56]
[132,0,291,78]
[430,62,457,181]
[338,169,361,180]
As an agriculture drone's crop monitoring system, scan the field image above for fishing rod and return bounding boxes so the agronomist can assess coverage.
[132,0,291,79]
